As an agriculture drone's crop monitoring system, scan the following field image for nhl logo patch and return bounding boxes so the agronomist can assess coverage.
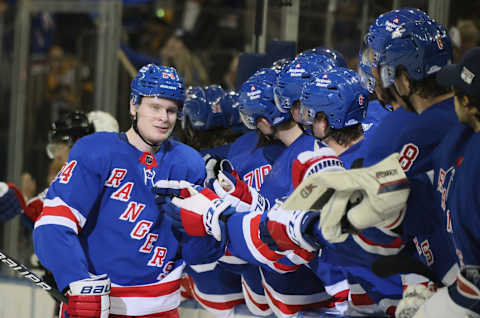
[461,66,475,84]
[139,152,158,169]
[145,155,153,165]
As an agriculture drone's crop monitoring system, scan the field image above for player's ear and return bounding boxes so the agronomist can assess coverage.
[129,99,137,118]
[291,102,300,122]
[395,70,411,95]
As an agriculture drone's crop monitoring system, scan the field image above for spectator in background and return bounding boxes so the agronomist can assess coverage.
[450,19,480,61]
[159,30,210,86]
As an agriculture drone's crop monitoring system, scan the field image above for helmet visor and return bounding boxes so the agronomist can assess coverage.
[238,108,257,130]
[298,101,316,126]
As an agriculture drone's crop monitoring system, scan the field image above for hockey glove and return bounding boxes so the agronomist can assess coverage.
[283,153,410,243]
[152,180,200,205]
[0,182,25,222]
[409,266,480,318]
[60,274,110,318]
[203,153,222,187]
[160,187,235,241]
[212,159,269,213]
[395,284,436,318]
[259,198,322,252]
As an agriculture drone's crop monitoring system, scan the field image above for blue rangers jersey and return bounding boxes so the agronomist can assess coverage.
[430,123,480,314]
[182,131,284,317]
[433,123,480,269]
[33,132,217,316]
[226,133,348,316]
[229,132,285,192]
[363,98,456,176]
[361,99,390,139]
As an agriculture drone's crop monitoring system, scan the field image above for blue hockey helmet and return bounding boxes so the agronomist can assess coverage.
[376,18,452,89]
[271,57,293,74]
[130,64,185,106]
[182,86,209,131]
[358,37,376,94]
[367,8,432,68]
[274,53,341,113]
[218,90,242,128]
[238,68,291,130]
[300,47,348,68]
[299,68,368,129]
[204,84,228,129]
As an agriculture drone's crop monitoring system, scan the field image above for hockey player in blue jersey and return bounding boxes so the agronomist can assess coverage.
[33,64,220,318]
[393,47,480,318]
[157,67,351,317]
[0,110,119,226]
[264,67,411,316]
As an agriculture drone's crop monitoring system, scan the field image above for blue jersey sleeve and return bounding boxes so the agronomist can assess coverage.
[34,135,109,291]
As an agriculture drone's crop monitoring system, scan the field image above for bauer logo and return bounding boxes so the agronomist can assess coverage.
[300,184,317,198]
[375,169,398,179]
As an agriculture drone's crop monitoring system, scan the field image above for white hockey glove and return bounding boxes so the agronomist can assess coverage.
[395,284,436,318]
[203,153,221,187]
[61,274,111,318]
[212,159,269,213]
[411,266,480,318]
[283,153,410,243]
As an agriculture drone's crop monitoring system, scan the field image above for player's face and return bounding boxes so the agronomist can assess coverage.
[257,117,274,136]
[312,115,327,140]
[131,96,179,144]
[454,94,471,125]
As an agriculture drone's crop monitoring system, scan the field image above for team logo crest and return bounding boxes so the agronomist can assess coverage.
[162,72,176,80]
[435,31,444,49]
[358,94,365,105]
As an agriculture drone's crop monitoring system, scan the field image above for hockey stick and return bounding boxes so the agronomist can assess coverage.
[0,249,68,303]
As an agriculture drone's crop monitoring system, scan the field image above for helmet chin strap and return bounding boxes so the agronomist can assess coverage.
[132,115,161,148]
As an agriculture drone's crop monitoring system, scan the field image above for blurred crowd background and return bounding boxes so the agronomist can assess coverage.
[0,0,479,267]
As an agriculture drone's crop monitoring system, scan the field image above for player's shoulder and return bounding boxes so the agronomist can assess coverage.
[69,131,121,159]
[228,131,258,158]
[166,139,204,166]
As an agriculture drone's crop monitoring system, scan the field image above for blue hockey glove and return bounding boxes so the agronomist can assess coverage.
[0,182,23,222]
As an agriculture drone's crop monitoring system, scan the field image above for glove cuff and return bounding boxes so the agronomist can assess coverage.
[203,199,232,241]
[287,211,322,252]
[69,274,111,296]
